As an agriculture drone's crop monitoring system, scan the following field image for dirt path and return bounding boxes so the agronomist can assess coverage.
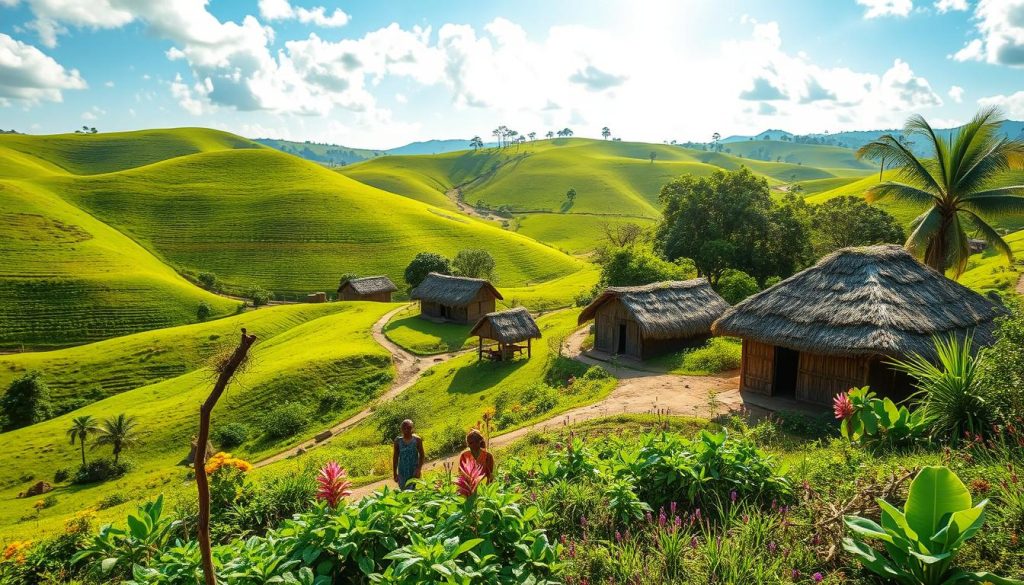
[1017,273,1024,296]
[253,305,463,468]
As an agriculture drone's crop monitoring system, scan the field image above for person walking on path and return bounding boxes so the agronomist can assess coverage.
[392,419,424,490]
[459,429,495,482]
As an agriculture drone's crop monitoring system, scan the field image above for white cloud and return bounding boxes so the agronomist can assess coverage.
[978,90,1024,117]
[170,73,209,115]
[856,0,914,18]
[948,85,964,102]
[258,0,349,27]
[953,0,1024,66]
[0,33,86,104]
[13,0,134,47]
[394,92,407,103]
[80,105,105,120]
[104,80,115,87]
[935,0,968,12]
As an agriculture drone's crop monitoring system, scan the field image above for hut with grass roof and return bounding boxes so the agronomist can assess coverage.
[712,244,1005,405]
[337,276,398,302]
[578,278,729,360]
[410,272,503,324]
[471,307,542,361]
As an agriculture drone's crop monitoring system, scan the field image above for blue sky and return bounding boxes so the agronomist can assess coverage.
[0,0,1021,148]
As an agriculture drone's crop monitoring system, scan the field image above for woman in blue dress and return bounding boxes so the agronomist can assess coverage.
[392,419,424,490]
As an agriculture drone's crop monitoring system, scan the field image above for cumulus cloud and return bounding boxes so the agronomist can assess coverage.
[978,90,1024,117]
[568,65,627,91]
[0,33,86,104]
[953,0,1024,66]
[948,85,964,102]
[856,0,914,18]
[740,77,788,100]
[935,0,968,12]
[258,0,349,28]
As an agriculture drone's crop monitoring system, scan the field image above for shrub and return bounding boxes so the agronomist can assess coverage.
[715,269,759,304]
[403,252,451,288]
[680,338,741,373]
[196,300,212,321]
[98,492,130,510]
[41,495,57,509]
[373,398,425,444]
[245,285,272,307]
[213,422,250,449]
[977,300,1024,421]
[262,403,309,439]
[452,249,496,280]
[53,467,70,483]
[1,371,51,431]
[197,271,218,290]
[73,495,180,580]
[73,457,130,484]
[834,386,928,449]
[431,422,466,457]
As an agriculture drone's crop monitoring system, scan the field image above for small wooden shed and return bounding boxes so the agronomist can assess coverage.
[471,307,542,361]
[337,275,398,302]
[410,272,503,324]
[712,245,1005,405]
[577,279,729,360]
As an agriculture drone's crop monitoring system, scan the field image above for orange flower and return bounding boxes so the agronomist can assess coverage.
[205,451,252,474]
[2,541,31,564]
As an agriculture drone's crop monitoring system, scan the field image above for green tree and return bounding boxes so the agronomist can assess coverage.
[245,285,272,307]
[599,244,694,287]
[856,108,1024,276]
[470,136,483,150]
[196,301,212,322]
[404,252,452,288]
[601,127,611,140]
[93,414,142,464]
[715,269,759,304]
[809,195,905,256]
[749,195,813,286]
[649,151,657,163]
[66,415,97,467]
[197,272,217,290]
[452,249,496,280]
[1,371,51,431]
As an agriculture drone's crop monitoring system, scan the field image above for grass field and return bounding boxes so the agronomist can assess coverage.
[958,229,1024,293]
[383,305,474,355]
[0,301,397,539]
[514,214,656,255]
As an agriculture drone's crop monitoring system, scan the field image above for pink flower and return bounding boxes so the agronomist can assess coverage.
[456,456,486,498]
[833,393,854,420]
[315,461,352,508]
[813,572,824,582]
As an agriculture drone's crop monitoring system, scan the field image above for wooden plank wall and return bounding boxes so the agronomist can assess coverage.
[741,339,774,395]
[796,352,868,405]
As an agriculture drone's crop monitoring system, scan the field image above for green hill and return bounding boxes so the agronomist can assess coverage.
[719,140,876,171]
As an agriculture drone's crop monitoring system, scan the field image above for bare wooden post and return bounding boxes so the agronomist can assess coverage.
[196,328,257,585]
[478,337,482,361]
[528,338,531,359]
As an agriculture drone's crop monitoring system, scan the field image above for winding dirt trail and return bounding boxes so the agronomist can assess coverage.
[253,304,463,468]
[1017,274,1024,296]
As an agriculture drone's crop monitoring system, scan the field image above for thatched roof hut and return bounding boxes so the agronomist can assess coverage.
[578,278,729,359]
[471,307,542,360]
[410,272,503,324]
[712,244,1005,404]
[337,276,397,302]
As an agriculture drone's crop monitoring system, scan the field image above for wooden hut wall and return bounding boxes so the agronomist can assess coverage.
[591,300,642,358]
[795,352,869,404]
[740,339,775,395]
[465,289,496,322]
[338,286,392,302]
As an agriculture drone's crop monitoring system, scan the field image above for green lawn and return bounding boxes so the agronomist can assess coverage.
[514,214,656,254]
[957,229,1024,294]
[383,305,474,355]
[497,265,600,311]
[643,337,742,375]
[0,301,397,540]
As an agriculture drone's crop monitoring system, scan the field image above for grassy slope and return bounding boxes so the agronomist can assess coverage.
[958,229,1024,293]
[515,214,657,255]
[47,148,582,296]
[722,140,876,171]
[0,301,396,539]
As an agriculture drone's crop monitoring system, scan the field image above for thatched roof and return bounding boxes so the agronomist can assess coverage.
[470,307,542,343]
[712,244,1006,358]
[578,278,729,340]
[410,272,503,305]
[339,275,397,295]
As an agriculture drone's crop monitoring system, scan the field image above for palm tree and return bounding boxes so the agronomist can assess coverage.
[93,413,142,464]
[545,131,554,139]
[856,108,1024,276]
[66,415,97,467]
[528,131,536,142]
[601,126,611,140]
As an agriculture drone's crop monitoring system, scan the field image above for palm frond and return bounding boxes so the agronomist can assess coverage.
[959,191,1024,217]
[864,181,939,206]
[955,137,1024,195]
[905,206,943,258]
[857,135,943,193]
[946,213,972,278]
[904,114,951,185]
[963,210,1013,261]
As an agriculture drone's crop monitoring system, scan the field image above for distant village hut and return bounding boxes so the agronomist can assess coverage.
[410,272,503,324]
[578,279,730,360]
[337,276,398,302]
[712,245,1005,406]
[471,307,542,361]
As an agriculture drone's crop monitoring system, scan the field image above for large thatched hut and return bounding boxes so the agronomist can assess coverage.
[337,276,398,302]
[471,307,542,360]
[578,279,729,360]
[410,272,503,324]
[712,245,1005,405]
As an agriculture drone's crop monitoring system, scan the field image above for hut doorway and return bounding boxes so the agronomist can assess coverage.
[773,346,799,397]
[617,322,627,354]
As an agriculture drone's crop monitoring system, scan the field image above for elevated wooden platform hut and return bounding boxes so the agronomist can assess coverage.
[337,275,397,302]
[471,307,541,361]
[410,272,503,324]
[712,245,1005,405]
[578,279,729,360]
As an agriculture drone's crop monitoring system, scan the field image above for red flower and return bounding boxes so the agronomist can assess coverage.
[833,393,854,420]
[456,456,486,498]
[316,461,352,508]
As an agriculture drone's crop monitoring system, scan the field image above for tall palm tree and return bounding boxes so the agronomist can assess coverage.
[856,107,1024,276]
[66,415,97,467]
[93,413,141,464]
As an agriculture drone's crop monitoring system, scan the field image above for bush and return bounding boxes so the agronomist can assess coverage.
[452,249,496,280]
[679,338,741,373]
[1,371,51,431]
[262,403,309,439]
[403,252,451,288]
[978,300,1024,420]
[715,269,759,304]
[196,301,212,322]
[599,244,692,287]
[372,398,425,444]
[98,492,130,509]
[73,458,130,484]
[245,285,272,307]
[53,468,70,483]
[213,422,250,449]
[197,271,218,290]
[431,422,467,457]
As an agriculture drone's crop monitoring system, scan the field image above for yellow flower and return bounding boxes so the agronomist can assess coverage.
[2,541,31,564]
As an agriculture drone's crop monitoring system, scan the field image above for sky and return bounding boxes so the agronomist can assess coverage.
[0,0,1021,149]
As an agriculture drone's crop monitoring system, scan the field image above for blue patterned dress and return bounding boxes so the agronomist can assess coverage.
[395,435,420,490]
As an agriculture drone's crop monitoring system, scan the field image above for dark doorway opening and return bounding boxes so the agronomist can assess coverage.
[617,322,627,354]
[772,346,799,397]
[440,305,450,319]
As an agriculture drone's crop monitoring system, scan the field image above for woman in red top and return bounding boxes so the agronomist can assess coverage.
[459,429,494,482]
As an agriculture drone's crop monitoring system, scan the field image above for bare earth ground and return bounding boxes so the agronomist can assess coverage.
[1017,274,1024,296]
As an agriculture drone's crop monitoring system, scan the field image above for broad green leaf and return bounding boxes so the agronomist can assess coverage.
[905,467,972,540]
[453,538,483,557]
[841,538,907,579]
[844,516,892,543]
[100,557,119,574]
[932,501,987,549]
[878,499,919,543]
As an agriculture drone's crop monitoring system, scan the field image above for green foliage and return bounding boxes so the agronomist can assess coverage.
[373,397,426,444]
[195,300,212,322]
[603,478,652,525]
[262,403,310,439]
[246,285,272,307]
[978,301,1024,420]
[72,494,181,580]
[212,422,250,449]
[715,269,759,304]
[93,413,141,464]
[431,421,467,458]
[197,271,218,290]
[452,248,496,280]
[838,386,929,449]
[809,195,905,256]
[1,371,51,431]
[73,457,131,484]
[598,243,693,287]
[53,467,70,483]
[892,336,997,442]
[843,466,1022,585]
[404,252,452,287]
